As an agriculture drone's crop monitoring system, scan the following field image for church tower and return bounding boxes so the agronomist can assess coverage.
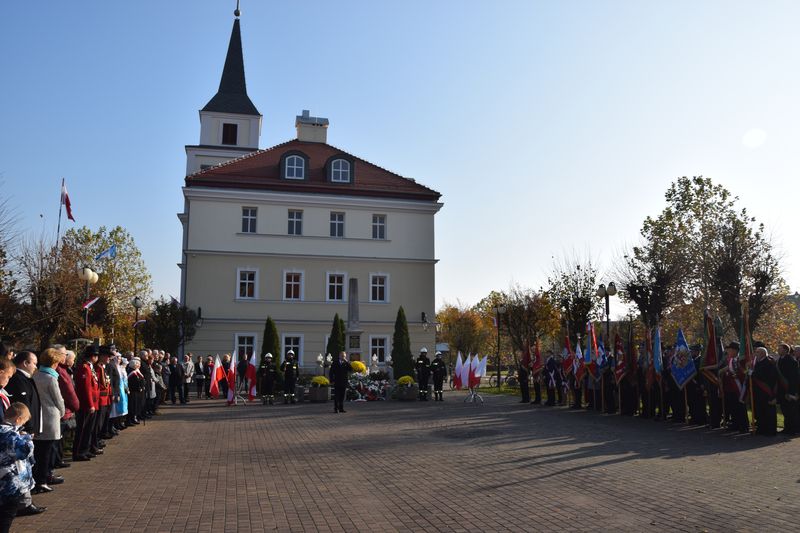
[184,14,262,176]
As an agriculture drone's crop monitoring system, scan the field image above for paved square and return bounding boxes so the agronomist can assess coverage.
[22,395,800,532]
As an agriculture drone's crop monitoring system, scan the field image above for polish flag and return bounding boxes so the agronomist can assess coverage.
[531,339,544,375]
[246,352,258,401]
[461,354,471,389]
[469,354,480,388]
[209,355,225,398]
[61,179,75,221]
[226,351,237,405]
[477,356,488,380]
[453,352,463,389]
[82,296,100,310]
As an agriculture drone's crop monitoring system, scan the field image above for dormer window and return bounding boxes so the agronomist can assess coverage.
[284,154,306,180]
[331,159,351,183]
[222,123,238,145]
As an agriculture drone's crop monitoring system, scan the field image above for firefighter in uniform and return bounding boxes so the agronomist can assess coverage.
[280,350,299,404]
[259,353,278,405]
[415,348,432,401]
[430,351,447,401]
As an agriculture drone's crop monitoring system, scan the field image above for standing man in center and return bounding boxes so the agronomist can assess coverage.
[73,346,99,461]
[430,352,447,401]
[329,351,352,413]
[415,348,431,401]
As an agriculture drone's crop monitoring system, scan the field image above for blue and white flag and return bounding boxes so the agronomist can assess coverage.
[597,337,607,369]
[653,326,663,375]
[95,244,117,261]
[670,328,697,390]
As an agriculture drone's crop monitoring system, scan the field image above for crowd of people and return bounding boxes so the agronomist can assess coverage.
[514,338,799,438]
[0,342,202,533]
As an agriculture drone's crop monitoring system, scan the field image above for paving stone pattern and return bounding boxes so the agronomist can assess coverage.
[21,395,800,532]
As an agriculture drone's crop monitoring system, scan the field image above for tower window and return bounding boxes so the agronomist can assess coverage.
[222,123,238,145]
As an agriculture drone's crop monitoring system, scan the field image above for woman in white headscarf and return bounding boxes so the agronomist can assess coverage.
[110,354,129,430]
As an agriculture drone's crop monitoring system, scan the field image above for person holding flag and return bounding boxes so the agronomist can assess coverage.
[517,349,530,404]
[571,337,584,409]
[544,350,560,407]
[531,339,543,405]
[720,341,748,433]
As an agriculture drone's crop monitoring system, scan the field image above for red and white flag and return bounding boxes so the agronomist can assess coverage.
[61,178,75,222]
[453,352,463,390]
[208,355,224,398]
[469,354,481,388]
[246,352,258,401]
[461,354,471,389]
[226,351,237,405]
[82,296,100,310]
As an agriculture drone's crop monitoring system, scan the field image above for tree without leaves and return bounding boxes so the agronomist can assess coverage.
[547,254,601,343]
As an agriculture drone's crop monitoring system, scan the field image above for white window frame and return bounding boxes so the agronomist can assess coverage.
[372,214,387,240]
[241,206,257,233]
[369,272,390,303]
[288,209,303,236]
[329,211,345,238]
[282,269,305,301]
[285,155,305,180]
[234,333,258,359]
[235,267,259,300]
[369,335,390,364]
[325,271,347,302]
[331,159,351,183]
[282,334,304,366]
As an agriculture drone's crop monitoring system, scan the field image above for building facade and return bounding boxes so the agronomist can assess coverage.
[179,16,442,368]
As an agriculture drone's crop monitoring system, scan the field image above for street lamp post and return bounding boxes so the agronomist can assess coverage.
[596,282,617,340]
[132,296,143,354]
[77,267,99,330]
[492,305,506,390]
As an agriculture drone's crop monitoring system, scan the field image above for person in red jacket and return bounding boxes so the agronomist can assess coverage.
[54,347,79,469]
[73,345,100,461]
[92,347,113,449]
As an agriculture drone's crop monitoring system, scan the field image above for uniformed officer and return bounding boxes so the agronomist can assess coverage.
[720,341,748,433]
[430,352,447,401]
[415,348,432,401]
[259,353,278,405]
[280,350,299,404]
[545,353,559,406]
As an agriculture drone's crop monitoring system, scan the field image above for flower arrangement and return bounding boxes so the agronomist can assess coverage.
[350,360,368,374]
[346,373,390,401]
[397,375,415,387]
[311,376,330,388]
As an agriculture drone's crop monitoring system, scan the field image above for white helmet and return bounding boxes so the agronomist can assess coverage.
[265,353,273,359]
[420,347,428,353]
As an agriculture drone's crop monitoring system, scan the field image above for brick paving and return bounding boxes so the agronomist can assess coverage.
[20,394,800,532]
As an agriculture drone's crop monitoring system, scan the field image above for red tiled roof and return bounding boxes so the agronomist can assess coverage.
[185,139,441,202]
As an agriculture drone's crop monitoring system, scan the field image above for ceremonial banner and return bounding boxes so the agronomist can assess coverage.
[738,306,754,371]
[461,354,471,389]
[60,179,75,221]
[614,333,626,384]
[95,244,117,261]
[670,328,697,390]
[700,311,720,385]
[562,336,574,376]
[531,339,543,375]
[653,326,663,378]
[574,339,585,382]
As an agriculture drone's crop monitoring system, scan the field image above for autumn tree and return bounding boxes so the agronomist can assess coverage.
[139,299,197,355]
[436,302,490,356]
[502,286,561,359]
[547,254,601,342]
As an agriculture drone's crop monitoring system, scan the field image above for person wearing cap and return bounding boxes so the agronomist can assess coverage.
[259,354,278,405]
[415,348,432,401]
[720,341,748,433]
[93,346,113,448]
[73,346,100,461]
[776,342,799,435]
[329,351,352,413]
[751,346,778,436]
[430,352,447,401]
[104,349,121,438]
[280,351,299,404]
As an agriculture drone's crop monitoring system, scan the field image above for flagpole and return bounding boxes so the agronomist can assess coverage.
[749,375,755,434]
[56,178,64,249]
[684,387,689,425]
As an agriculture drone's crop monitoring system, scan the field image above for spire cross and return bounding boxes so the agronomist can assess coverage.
[234,0,241,18]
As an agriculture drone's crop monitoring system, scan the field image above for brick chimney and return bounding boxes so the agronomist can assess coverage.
[295,109,329,143]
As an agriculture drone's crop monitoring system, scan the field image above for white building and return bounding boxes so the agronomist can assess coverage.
[179,15,443,368]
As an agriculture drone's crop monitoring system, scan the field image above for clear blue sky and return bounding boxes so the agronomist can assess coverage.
[2,1,799,317]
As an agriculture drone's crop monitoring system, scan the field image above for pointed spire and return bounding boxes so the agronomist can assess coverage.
[202,18,260,116]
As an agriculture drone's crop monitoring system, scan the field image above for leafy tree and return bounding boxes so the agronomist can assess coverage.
[260,316,280,364]
[473,290,513,364]
[325,313,345,357]
[502,286,561,359]
[436,302,490,356]
[391,306,413,378]
[140,299,197,355]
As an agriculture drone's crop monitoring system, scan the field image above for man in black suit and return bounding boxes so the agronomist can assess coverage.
[776,342,799,435]
[329,351,351,413]
[168,357,185,404]
[5,351,42,436]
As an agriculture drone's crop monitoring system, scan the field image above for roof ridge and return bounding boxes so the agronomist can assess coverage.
[185,139,296,179]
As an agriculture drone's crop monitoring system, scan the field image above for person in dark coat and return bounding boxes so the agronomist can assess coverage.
[329,351,352,413]
[752,347,778,436]
[259,354,278,405]
[280,351,299,404]
[545,354,559,406]
[430,352,447,401]
[721,342,749,433]
[168,356,185,404]
[776,342,799,435]
[5,352,42,437]
[193,355,206,400]
[126,359,146,425]
[415,348,431,401]
[104,348,121,437]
